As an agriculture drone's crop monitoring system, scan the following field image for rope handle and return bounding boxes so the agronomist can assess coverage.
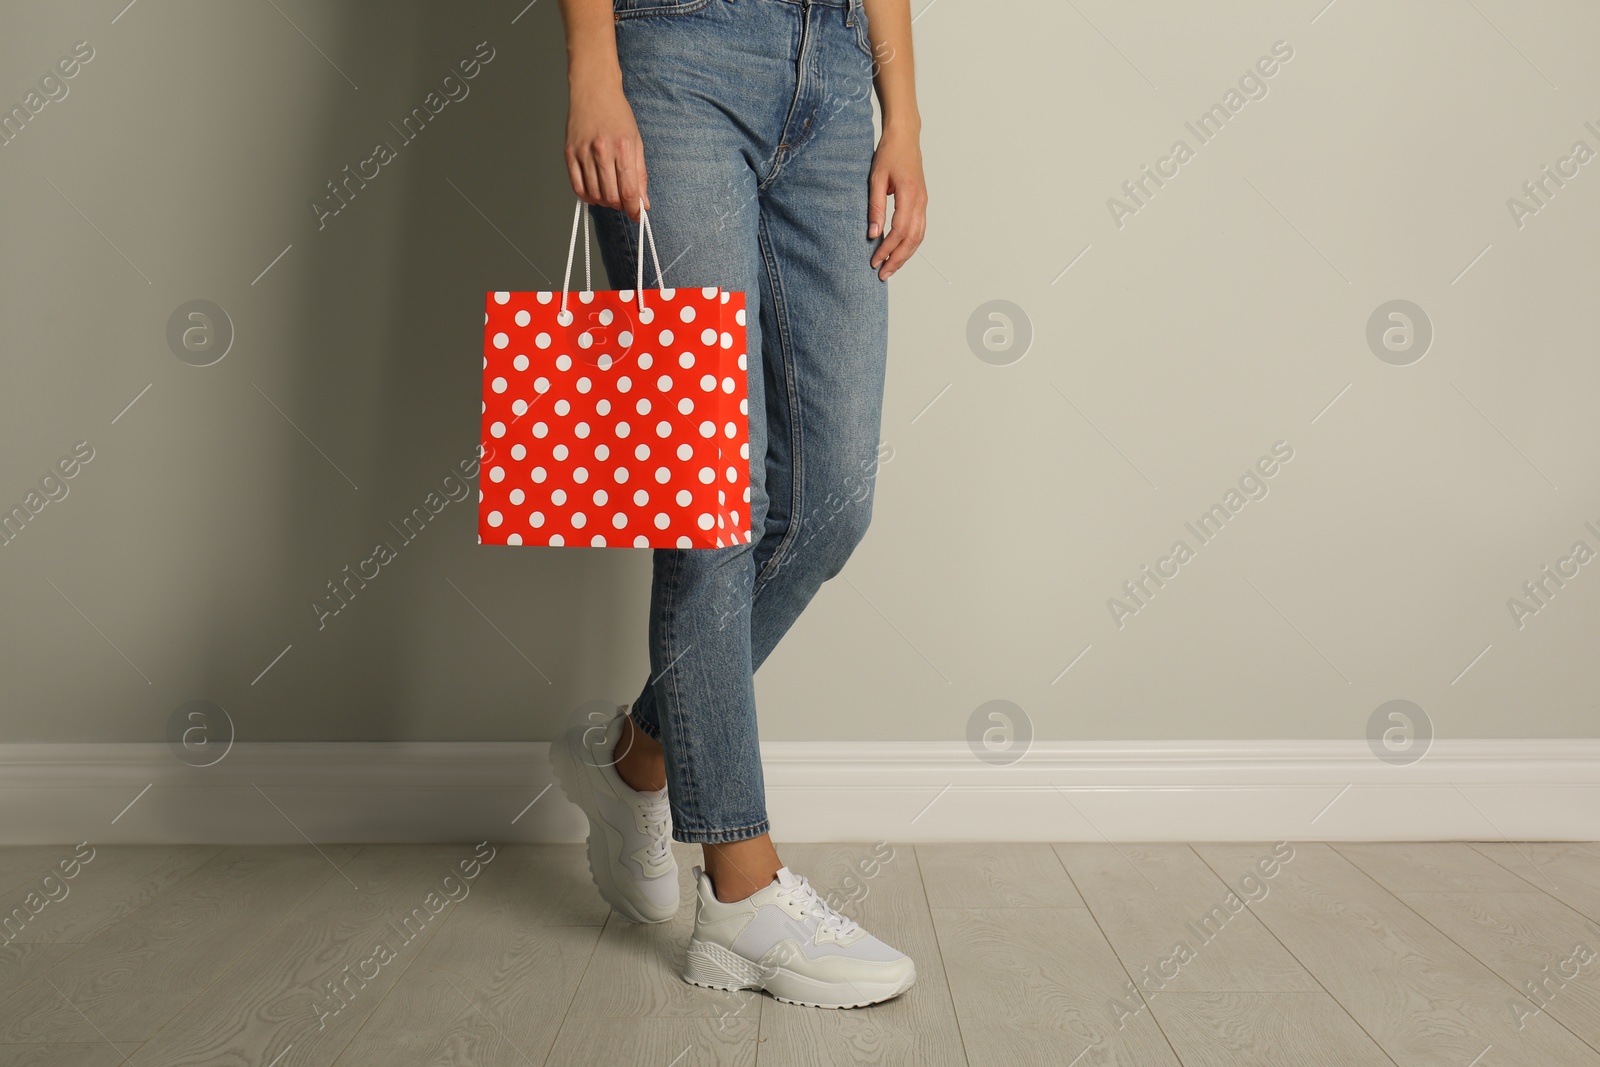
[560,198,665,316]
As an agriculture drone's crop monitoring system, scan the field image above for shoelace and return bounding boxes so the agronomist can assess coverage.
[781,875,862,939]
[636,792,672,868]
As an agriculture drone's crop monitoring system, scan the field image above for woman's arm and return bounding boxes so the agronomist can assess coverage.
[559,0,650,219]
[862,0,927,280]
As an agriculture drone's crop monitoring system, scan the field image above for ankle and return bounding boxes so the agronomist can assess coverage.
[612,715,666,793]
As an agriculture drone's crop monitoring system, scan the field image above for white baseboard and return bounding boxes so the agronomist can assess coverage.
[3,740,1597,845]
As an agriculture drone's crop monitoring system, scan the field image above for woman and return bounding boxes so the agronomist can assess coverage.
[549,0,927,1008]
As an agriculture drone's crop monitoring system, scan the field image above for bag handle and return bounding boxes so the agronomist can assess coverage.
[561,198,666,317]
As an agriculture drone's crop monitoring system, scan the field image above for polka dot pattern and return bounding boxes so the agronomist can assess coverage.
[480,286,751,548]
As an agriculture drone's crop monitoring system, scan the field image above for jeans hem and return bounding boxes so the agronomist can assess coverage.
[628,703,661,743]
[671,818,770,845]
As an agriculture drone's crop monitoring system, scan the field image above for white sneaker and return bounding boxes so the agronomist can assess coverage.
[682,864,916,1008]
[549,706,678,923]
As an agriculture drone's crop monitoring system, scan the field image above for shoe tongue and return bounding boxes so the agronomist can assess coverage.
[774,866,799,887]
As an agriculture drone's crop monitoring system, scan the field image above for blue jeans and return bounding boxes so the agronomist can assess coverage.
[590,0,889,844]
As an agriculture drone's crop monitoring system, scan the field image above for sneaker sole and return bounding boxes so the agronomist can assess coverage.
[549,726,677,924]
[683,938,915,1009]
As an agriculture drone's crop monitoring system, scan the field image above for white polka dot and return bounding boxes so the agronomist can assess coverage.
[513,354,529,371]
[511,444,526,460]
[725,422,736,437]
[572,511,586,528]
[510,488,525,504]
[701,328,717,345]
[598,354,613,371]
[616,421,631,438]
[698,467,714,484]
[555,354,572,371]
[576,376,592,393]
[552,489,567,505]
[613,466,629,483]
[676,489,692,506]
[507,533,523,545]
[676,535,692,548]
[721,291,730,304]
[722,377,736,393]
[512,398,529,416]
[700,374,716,391]
[659,288,676,300]
[677,397,694,414]
[659,329,674,346]
[593,489,608,505]
[595,444,610,460]
[698,421,715,437]
[657,375,674,392]
[530,511,545,527]
[577,332,592,350]
[494,292,510,304]
[554,399,570,416]
[737,353,747,370]
[618,331,633,348]
[634,535,649,547]
[553,444,569,461]
[532,422,548,438]
[637,353,653,370]
[738,398,748,414]
[575,422,591,439]
[599,308,613,325]
[721,332,734,349]
[591,534,607,547]
[556,310,573,327]
[677,443,692,460]
[490,421,506,438]
[612,512,627,529]
[655,467,671,483]
[492,376,507,393]
[579,291,594,304]
[639,307,654,324]
[633,489,649,505]
[697,513,714,530]
[532,467,547,483]
[652,512,671,530]
[743,486,751,501]
[679,306,696,323]
[679,351,695,368]
[550,534,565,545]
[515,309,531,327]
[726,466,737,482]
[597,399,612,416]
[739,443,750,460]
[573,467,589,484]
[534,376,550,393]
[489,466,505,483]
[537,292,553,304]
[701,286,718,299]
[618,376,632,393]
[735,308,746,326]
[635,444,651,460]
[636,398,652,415]
[535,332,551,349]
[488,510,503,526]
[655,421,672,437]
[717,513,725,528]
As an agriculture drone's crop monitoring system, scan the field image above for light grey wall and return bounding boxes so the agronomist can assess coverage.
[2,0,1595,748]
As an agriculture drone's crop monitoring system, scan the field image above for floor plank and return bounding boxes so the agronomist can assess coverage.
[1195,843,1600,1066]
[1147,991,1393,1066]
[1056,843,1319,993]
[130,844,483,1067]
[3,846,219,945]
[1473,843,1600,922]
[0,845,362,1043]
[933,906,1181,1066]
[1333,843,1535,893]
[1396,889,1600,1049]
[755,842,965,1067]
[916,843,1083,909]
[544,1016,758,1066]
[0,1044,139,1066]
[330,850,602,1066]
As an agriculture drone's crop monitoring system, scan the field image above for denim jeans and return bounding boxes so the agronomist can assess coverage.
[590,0,889,844]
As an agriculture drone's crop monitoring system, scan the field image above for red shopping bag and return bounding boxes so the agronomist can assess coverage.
[479,201,752,549]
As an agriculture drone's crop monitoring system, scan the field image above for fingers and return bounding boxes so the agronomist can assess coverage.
[867,166,889,240]
[595,144,623,213]
[871,182,928,281]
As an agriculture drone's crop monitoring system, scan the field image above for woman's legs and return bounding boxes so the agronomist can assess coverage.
[594,0,886,897]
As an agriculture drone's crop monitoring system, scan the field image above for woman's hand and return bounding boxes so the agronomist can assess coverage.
[867,126,927,281]
[566,71,650,220]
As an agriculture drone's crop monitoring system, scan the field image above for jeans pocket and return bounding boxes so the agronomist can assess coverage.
[614,0,715,18]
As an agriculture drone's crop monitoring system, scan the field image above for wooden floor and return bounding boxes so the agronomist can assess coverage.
[0,841,1597,1065]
